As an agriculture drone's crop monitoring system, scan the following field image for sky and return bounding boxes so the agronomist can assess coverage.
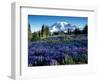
[28,15,88,33]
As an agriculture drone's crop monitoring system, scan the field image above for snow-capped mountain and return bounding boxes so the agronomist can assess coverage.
[50,21,78,33]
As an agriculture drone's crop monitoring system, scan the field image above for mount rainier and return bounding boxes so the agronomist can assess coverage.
[50,21,78,33]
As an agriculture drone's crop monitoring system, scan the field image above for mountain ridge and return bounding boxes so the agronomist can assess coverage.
[50,21,78,33]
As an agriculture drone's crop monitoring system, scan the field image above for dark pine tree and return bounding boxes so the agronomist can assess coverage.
[74,28,81,34]
[44,25,49,38]
[82,25,88,34]
[28,24,31,32]
[41,24,45,37]
[28,23,32,41]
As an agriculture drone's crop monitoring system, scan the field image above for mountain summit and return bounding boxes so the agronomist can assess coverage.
[50,21,78,33]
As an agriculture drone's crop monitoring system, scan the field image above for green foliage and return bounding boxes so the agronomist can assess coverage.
[28,24,32,42]
[28,24,31,32]
[78,54,87,64]
[65,55,75,64]
[74,28,81,34]
[28,32,32,41]
[41,24,45,37]
[72,54,88,64]
[30,24,50,41]
[31,32,40,41]
[44,26,49,37]
[82,25,88,34]
[58,55,75,65]
[41,24,50,38]
[73,24,88,35]
[68,28,71,34]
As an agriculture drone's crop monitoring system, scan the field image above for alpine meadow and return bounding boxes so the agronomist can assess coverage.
[28,15,88,67]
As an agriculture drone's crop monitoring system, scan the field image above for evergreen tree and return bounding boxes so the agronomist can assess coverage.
[41,24,45,37]
[38,31,41,38]
[31,32,40,41]
[68,28,71,34]
[41,24,50,38]
[28,24,32,41]
[28,24,31,32]
[44,26,49,37]
[74,28,81,34]
[82,25,88,34]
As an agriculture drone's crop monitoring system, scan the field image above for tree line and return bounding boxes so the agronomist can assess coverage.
[28,24,88,42]
[28,24,50,41]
